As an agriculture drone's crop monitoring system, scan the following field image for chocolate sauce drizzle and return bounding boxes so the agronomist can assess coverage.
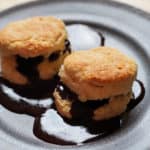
[33,109,121,145]
[64,39,71,53]
[98,31,105,46]
[0,77,57,116]
[48,51,61,62]
[126,79,145,112]
[16,55,43,83]
[0,76,145,145]
[32,79,145,145]
[0,76,59,99]
[48,40,71,62]
[56,81,109,121]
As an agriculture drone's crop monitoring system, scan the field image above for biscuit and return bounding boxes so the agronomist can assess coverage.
[0,16,70,85]
[59,47,137,101]
[0,16,67,58]
[54,89,131,120]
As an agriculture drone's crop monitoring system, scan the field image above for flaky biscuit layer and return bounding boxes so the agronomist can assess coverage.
[54,90,131,121]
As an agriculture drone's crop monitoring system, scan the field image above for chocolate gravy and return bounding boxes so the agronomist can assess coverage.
[33,109,121,145]
[127,79,145,112]
[98,32,105,46]
[64,39,71,53]
[0,77,57,116]
[48,51,61,61]
[33,79,145,145]
[48,40,71,62]
[56,81,109,120]
[16,55,43,83]
[0,76,145,145]
[0,24,145,146]
[0,76,59,99]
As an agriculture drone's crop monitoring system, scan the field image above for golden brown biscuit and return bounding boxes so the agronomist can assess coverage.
[0,16,70,85]
[0,16,67,58]
[54,47,137,121]
[59,47,137,101]
[54,89,131,120]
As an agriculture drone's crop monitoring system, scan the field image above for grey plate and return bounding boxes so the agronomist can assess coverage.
[0,0,150,150]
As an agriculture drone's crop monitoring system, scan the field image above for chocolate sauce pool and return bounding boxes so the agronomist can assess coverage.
[33,79,145,145]
[0,77,57,116]
[0,24,145,145]
[33,109,121,145]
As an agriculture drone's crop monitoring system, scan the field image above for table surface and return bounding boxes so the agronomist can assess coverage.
[0,0,150,13]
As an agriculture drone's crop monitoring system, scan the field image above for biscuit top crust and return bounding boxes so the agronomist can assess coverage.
[0,16,67,58]
[63,47,137,83]
[59,47,137,101]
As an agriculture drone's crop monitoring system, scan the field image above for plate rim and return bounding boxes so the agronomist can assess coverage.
[0,0,150,150]
[0,0,150,21]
